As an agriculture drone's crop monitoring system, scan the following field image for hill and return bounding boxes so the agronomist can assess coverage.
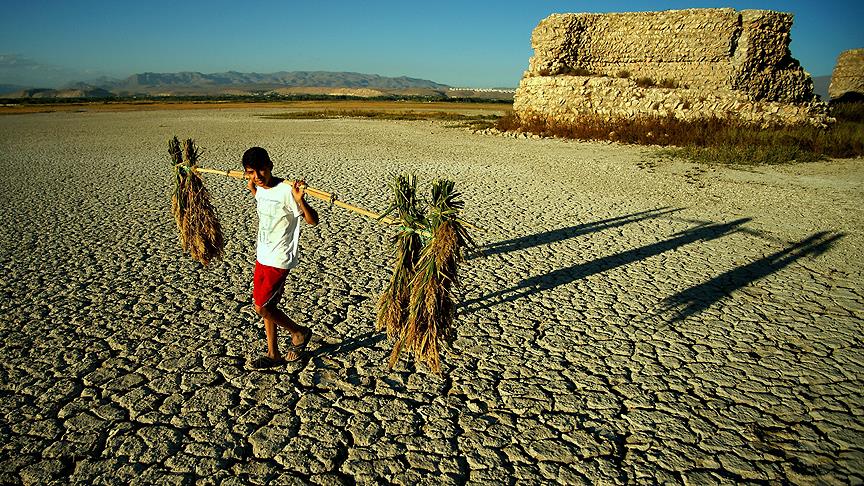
[5,86,114,99]
[812,75,831,101]
[0,84,27,96]
[116,71,446,89]
[1,70,471,99]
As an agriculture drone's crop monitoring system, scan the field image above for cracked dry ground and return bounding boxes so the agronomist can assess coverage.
[1,110,862,485]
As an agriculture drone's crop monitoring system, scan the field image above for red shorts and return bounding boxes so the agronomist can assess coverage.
[253,261,289,307]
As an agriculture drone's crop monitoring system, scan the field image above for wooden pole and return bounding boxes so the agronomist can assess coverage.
[193,166,402,227]
[192,166,483,234]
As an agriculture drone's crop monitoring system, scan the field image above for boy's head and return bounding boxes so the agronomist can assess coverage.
[242,147,273,187]
[242,147,272,171]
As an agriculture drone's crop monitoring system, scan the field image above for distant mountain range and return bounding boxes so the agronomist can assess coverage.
[812,75,830,101]
[0,70,505,99]
[114,71,449,91]
[18,70,834,101]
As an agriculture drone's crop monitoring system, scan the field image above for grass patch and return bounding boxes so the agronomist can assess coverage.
[658,78,680,89]
[833,100,864,123]
[635,77,655,88]
[263,109,501,130]
[497,110,864,165]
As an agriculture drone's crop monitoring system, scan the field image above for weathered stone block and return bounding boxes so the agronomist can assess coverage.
[829,49,864,100]
[516,8,827,125]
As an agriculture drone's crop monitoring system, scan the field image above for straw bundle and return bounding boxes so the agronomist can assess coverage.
[380,176,475,373]
[168,136,224,265]
[376,175,425,343]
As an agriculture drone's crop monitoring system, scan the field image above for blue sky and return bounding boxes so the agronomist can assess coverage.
[1,0,862,88]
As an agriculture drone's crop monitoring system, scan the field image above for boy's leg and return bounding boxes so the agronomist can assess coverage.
[263,316,280,360]
[256,304,311,359]
[266,305,312,346]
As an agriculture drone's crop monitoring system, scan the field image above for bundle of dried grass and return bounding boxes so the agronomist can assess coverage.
[376,175,426,346]
[382,177,475,373]
[168,136,224,265]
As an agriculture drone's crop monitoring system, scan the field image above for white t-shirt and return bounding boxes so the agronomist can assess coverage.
[255,180,302,269]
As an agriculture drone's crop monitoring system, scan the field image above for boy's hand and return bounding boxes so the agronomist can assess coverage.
[292,179,319,226]
[247,176,256,195]
[292,179,306,203]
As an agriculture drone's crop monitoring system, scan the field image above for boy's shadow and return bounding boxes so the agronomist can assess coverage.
[312,331,386,358]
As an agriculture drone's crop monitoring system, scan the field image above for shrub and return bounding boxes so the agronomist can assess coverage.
[658,78,680,89]
[495,111,522,132]
[561,65,594,76]
[495,111,864,164]
[616,70,631,79]
[832,101,864,123]
[635,77,655,88]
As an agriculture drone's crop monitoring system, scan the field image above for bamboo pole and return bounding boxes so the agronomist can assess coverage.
[192,166,483,234]
[193,166,400,226]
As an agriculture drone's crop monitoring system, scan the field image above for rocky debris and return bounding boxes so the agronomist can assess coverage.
[0,111,862,484]
[517,8,827,126]
[829,48,864,101]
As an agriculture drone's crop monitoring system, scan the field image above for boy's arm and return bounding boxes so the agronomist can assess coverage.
[247,177,257,197]
[292,180,319,226]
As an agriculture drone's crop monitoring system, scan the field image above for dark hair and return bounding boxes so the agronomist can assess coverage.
[242,147,272,170]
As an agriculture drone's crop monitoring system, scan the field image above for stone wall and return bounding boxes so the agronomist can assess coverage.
[514,76,826,127]
[829,49,864,100]
[516,8,828,126]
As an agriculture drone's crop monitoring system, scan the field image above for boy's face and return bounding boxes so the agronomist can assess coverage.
[244,165,272,187]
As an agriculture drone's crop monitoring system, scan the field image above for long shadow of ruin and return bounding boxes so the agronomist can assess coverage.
[459,218,751,315]
[475,207,682,259]
[661,231,844,321]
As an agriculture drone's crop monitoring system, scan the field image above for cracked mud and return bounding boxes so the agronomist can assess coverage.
[1,109,862,484]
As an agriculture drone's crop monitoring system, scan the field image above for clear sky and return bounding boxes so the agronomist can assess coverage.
[1,0,862,88]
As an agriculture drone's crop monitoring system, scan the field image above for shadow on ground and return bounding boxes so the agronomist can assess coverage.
[315,331,386,358]
[661,231,844,320]
[462,215,843,323]
[474,207,682,259]
[461,218,753,314]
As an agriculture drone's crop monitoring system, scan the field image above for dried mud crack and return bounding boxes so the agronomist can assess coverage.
[0,109,862,484]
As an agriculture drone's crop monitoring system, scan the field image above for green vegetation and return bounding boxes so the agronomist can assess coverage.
[832,100,864,123]
[497,103,864,165]
[263,110,500,130]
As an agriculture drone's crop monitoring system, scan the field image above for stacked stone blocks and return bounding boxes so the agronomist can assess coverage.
[515,8,828,126]
[829,49,864,101]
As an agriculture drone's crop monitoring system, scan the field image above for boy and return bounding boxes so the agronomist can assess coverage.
[242,146,319,369]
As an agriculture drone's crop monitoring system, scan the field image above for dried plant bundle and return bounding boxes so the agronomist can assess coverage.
[169,136,224,265]
[382,177,476,373]
[376,175,425,344]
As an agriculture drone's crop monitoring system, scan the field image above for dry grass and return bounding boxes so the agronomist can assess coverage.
[377,177,475,373]
[169,137,225,265]
[497,110,864,165]
[263,109,500,130]
[376,175,425,351]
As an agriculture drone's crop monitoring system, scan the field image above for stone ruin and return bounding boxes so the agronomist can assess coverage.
[829,49,864,101]
[514,8,830,126]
